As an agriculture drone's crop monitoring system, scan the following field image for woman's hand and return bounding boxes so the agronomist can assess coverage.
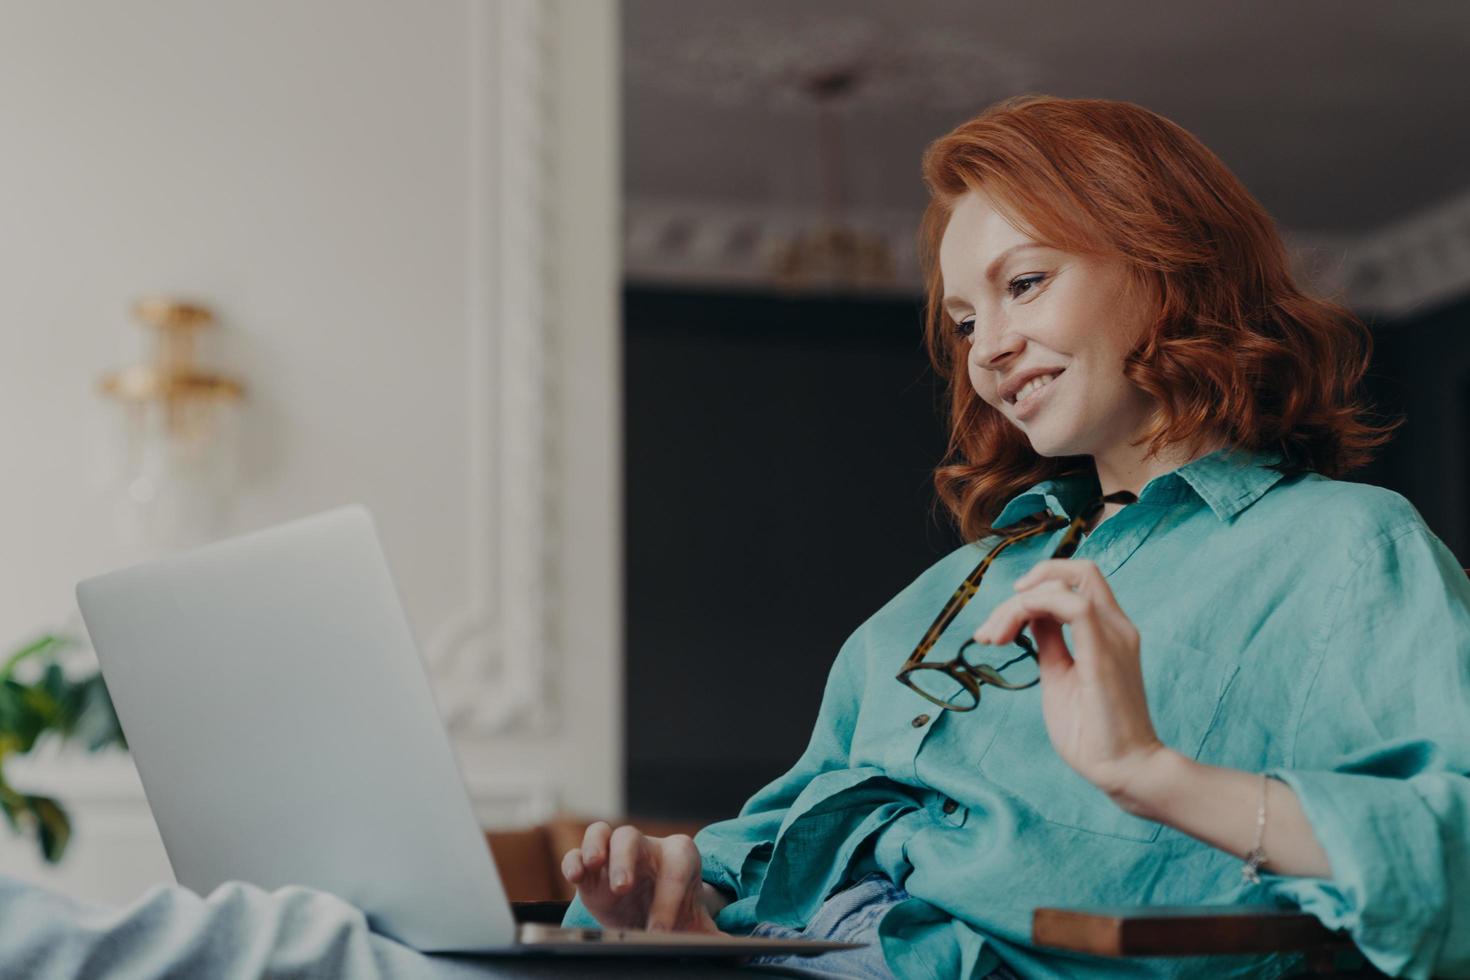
[560,822,724,934]
[972,559,1168,802]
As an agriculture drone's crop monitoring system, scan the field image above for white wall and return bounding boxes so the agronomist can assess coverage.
[0,0,620,903]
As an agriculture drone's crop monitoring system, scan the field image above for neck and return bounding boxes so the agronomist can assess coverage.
[1087,435,1225,530]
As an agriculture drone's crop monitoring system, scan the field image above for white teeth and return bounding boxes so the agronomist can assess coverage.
[1013,373,1059,404]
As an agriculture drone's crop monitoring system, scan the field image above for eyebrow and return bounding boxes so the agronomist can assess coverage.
[942,243,1048,315]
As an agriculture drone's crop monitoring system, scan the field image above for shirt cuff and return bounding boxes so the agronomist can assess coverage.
[1265,767,1449,978]
[694,827,773,899]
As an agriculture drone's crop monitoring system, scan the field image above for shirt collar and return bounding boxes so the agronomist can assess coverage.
[993,471,1100,529]
[992,447,1287,529]
[1161,446,1287,521]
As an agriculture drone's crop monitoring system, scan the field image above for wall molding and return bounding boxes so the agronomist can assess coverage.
[626,191,1470,318]
[1291,183,1470,320]
[1,736,557,838]
[424,0,558,737]
[625,198,923,297]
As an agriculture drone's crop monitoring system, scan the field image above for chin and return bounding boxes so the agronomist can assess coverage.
[1019,426,1085,459]
[1026,442,1070,459]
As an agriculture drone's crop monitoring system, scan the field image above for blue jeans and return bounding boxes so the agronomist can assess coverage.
[744,873,1019,979]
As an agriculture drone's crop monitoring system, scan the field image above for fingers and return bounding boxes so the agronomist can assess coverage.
[563,820,619,890]
[644,834,700,931]
[1014,559,1112,600]
[1011,559,1136,644]
[975,581,1090,646]
[1026,615,1074,677]
[579,821,612,874]
[606,824,644,894]
[561,846,586,884]
[559,825,715,934]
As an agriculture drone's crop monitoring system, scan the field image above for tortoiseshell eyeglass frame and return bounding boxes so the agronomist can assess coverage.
[895,490,1138,711]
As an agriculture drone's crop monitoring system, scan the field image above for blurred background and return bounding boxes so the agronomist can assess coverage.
[618,0,1470,821]
[0,0,1466,905]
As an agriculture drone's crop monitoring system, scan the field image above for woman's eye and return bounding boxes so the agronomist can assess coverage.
[951,275,1045,338]
[1008,274,1046,300]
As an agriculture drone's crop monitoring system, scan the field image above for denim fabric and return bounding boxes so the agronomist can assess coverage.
[743,873,1019,980]
[0,873,512,979]
[0,872,824,978]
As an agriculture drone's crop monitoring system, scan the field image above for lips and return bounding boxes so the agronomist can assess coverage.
[1010,370,1061,421]
[1000,367,1066,405]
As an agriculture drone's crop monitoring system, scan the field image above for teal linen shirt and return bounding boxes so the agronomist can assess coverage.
[563,448,1470,979]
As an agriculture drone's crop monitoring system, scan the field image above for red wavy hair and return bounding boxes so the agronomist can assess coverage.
[919,94,1397,543]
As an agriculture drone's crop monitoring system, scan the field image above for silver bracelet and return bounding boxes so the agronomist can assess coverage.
[1240,772,1269,884]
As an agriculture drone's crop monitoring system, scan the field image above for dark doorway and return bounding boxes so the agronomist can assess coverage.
[622,287,961,821]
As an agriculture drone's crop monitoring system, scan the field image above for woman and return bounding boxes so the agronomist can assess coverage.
[560,95,1470,979]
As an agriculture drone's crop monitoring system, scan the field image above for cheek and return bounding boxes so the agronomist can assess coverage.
[967,360,1000,406]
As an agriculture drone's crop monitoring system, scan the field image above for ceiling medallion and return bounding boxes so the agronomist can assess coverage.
[627,13,1036,112]
[630,11,1038,292]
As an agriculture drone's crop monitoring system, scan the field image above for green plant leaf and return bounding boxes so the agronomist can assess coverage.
[0,782,23,834]
[0,632,123,864]
[0,683,24,738]
[56,673,90,735]
[4,680,51,754]
[21,683,61,725]
[73,677,127,753]
[40,661,68,704]
[25,794,71,863]
[0,635,68,679]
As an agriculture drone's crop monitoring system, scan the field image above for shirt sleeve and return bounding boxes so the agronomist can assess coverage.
[1265,519,1470,979]
[559,628,866,934]
[559,631,864,934]
[560,541,983,935]
[0,874,503,980]
[560,620,868,934]
[695,625,866,934]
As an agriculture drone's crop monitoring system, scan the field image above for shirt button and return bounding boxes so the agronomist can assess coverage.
[911,714,930,728]
[942,798,959,815]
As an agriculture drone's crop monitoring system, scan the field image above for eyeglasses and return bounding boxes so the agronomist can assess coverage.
[895,490,1137,711]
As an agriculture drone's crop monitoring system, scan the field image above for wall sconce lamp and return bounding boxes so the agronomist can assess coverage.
[93,298,246,551]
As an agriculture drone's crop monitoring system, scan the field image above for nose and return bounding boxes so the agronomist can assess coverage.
[969,319,1025,374]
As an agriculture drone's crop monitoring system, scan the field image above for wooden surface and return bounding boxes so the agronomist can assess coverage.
[1033,905,1353,957]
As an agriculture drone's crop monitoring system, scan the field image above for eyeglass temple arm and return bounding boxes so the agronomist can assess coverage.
[901,490,1141,677]
[902,517,1062,666]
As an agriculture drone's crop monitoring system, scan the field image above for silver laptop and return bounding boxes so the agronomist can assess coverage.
[75,505,857,958]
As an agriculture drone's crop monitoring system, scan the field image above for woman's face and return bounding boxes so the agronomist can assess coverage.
[938,188,1158,461]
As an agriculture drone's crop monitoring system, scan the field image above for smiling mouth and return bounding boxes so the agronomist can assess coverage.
[1006,370,1064,406]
